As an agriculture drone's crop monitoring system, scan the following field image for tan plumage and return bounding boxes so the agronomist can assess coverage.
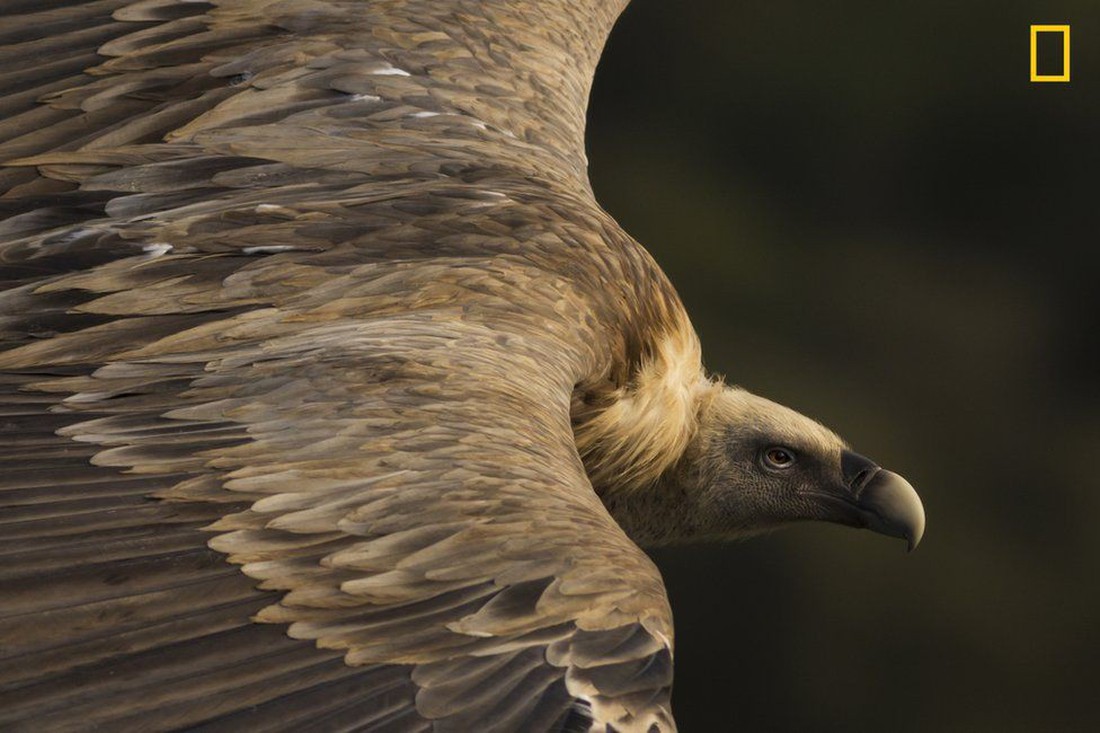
[0,2,924,731]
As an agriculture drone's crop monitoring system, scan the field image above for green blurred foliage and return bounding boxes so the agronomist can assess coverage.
[586,1,1099,730]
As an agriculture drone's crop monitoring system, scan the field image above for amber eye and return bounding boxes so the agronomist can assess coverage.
[763,446,796,469]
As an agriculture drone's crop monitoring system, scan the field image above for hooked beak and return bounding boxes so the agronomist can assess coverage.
[840,450,926,551]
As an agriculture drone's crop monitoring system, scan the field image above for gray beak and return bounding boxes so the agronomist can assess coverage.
[841,450,926,551]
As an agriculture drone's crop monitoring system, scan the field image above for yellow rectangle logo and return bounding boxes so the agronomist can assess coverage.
[1030,25,1070,82]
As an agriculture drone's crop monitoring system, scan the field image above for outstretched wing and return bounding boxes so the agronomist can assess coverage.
[0,1,677,731]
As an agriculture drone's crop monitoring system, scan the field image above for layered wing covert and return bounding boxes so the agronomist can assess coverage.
[0,1,679,730]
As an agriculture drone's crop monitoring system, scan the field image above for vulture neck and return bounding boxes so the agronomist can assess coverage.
[574,318,719,505]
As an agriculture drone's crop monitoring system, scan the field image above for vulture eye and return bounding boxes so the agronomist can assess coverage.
[763,446,797,470]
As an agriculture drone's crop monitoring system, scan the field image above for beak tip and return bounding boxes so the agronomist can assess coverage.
[905,505,925,553]
[857,468,926,552]
[909,522,925,553]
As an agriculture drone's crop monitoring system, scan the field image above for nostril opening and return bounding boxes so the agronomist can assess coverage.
[841,449,880,489]
[850,466,880,495]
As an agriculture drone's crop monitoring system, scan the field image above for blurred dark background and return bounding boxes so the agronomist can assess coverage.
[586,1,1099,731]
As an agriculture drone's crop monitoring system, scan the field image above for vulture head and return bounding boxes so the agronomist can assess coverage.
[674,388,924,548]
[579,334,925,551]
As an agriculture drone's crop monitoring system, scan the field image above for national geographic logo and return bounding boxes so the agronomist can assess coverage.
[1030,25,1070,82]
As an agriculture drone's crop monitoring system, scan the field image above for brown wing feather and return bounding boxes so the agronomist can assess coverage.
[0,195,676,730]
[0,1,682,730]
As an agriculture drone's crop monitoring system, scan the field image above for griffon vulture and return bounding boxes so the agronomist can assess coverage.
[0,1,925,730]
